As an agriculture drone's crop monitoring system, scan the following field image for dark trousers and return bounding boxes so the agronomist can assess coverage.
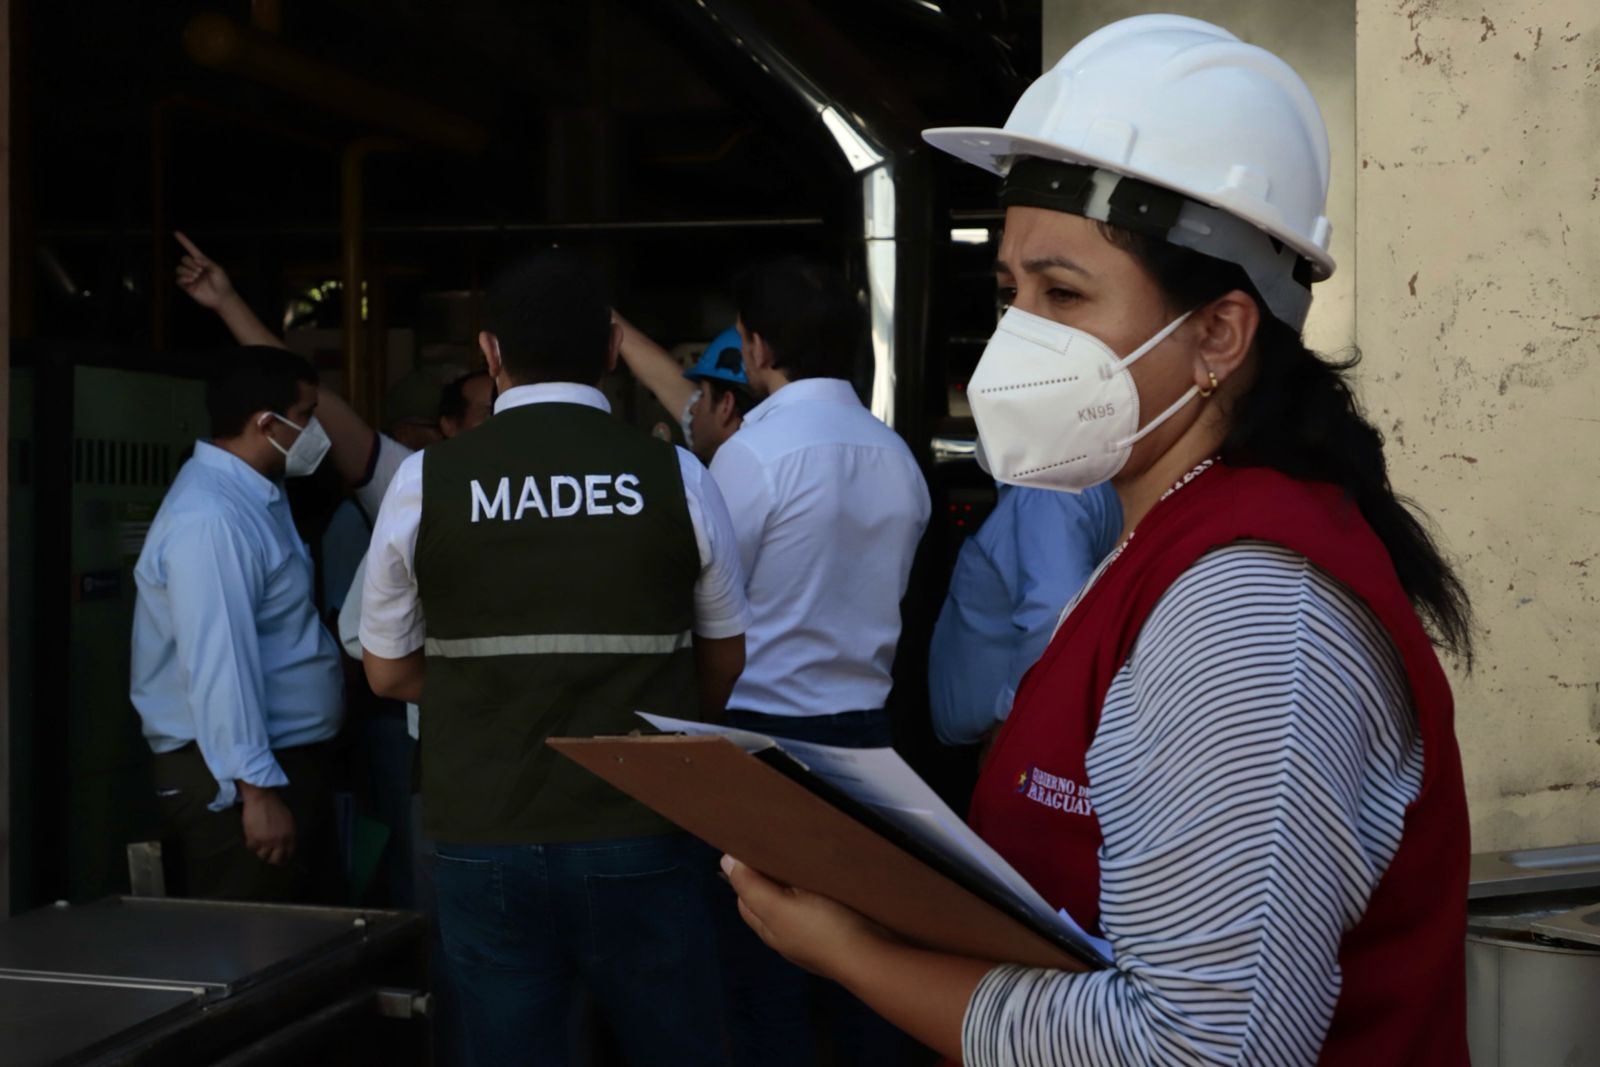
[353,711,416,907]
[723,708,895,749]
[152,741,339,904]
[433,831,728,1067]
[716,708,923,1067]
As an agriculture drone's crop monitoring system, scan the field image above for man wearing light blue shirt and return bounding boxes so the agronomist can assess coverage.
[132,345,345,902]
[928,482,1121,746]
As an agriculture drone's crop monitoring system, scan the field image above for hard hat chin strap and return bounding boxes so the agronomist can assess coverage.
[1000,158,1313,330]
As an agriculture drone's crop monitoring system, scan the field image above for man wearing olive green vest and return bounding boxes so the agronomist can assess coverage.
[361,252,749,1067]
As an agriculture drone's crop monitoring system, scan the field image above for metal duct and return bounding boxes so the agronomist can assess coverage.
[638,0,935,439]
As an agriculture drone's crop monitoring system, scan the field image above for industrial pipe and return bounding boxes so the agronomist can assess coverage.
[251,0,281,35]
[182,13,488,155]
[51,217,828,242]
[641,0,935,434]
[341,138,398,426]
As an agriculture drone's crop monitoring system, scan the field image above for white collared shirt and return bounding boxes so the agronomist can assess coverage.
[709,377,930,717]
[360,382,750,662]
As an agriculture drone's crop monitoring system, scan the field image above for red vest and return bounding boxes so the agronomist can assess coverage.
[969,463,1469,1065]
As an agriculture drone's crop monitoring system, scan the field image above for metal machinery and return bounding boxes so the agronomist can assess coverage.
[0,896,425,1066]
[10,364,209,909]
[1466,843,1600,1065]
[9,370,38,906]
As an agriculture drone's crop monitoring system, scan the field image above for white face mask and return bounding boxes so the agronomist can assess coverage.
[679,388,703,452]
[266,413,332,478]
[967,306,1196,492]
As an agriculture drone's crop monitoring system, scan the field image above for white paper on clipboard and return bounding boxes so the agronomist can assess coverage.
[637,712,1113,964]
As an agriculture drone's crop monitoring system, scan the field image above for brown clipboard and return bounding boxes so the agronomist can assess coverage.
[548,734,1088,971]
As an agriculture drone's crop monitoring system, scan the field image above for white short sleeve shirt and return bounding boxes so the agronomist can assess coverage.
[709,378,930,717]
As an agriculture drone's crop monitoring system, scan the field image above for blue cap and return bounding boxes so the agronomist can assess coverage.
[683,327,748,390]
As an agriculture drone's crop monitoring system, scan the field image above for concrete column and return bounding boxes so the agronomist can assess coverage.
[1356,0,1600,850]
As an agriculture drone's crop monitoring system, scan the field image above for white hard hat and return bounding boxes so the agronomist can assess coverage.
[925,14,1334,326]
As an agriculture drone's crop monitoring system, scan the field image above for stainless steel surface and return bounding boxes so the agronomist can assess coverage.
[0,897,376,994]
[1466,929,1600,1067]
[1466,873,1600,1067]
[1531,904,1600,949]
[1468,841,1600,899]
[0,897,426,1066]
[930,435,977,463]
[205,991,376,1067]
[1,974,201,1067]
[374,987,430,1019]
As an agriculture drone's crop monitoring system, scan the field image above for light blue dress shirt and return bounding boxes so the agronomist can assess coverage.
[928,481,1121,746]
[131,442,345,809]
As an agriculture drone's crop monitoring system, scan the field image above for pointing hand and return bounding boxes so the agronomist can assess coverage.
[173,231,237,310]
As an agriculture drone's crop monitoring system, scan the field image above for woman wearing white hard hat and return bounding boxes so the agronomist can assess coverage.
[723,14,1471,1066]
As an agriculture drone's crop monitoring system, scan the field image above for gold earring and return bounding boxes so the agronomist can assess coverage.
[1199,370,1219,398]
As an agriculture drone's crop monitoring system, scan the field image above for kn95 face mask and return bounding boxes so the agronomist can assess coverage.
[966,305,1195,491]
[268,413,332,478]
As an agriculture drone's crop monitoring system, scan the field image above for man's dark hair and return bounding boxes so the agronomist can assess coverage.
[707,379,755,417]
[438,370,491,422]
[484,251,613,385]
[732,257,862,381]
[205,345,318,439]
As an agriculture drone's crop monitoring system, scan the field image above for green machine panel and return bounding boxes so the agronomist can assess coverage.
[62,367,208,903]
[9,370,36,909]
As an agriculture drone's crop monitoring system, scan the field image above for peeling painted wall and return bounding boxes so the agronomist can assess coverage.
[1357,1,1600,850]
[1042,1,1600,850]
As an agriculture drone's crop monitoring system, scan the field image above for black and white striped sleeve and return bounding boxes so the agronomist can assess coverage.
[962,541,1423,1067]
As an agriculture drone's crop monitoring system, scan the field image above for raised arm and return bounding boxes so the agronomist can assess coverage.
[615,312,697,418]
[174,231,285,349]
[175,232,378,485]
[313,385,381,486]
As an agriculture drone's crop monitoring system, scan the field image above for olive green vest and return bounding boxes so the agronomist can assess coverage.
[414,400,700,844]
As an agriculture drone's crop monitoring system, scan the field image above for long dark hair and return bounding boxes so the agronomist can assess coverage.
[1104,225,1475,663]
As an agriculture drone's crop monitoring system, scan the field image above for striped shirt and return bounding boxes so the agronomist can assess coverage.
[964,541,1423,1067]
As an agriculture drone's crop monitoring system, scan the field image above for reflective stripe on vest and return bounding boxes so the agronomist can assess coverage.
[423,631,694,658]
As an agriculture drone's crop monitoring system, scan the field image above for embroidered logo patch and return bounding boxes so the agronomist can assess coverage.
[1015,765,1094,817]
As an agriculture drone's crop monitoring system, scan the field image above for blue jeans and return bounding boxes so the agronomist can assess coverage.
[715,709,922,1067]
[433,832,727,1067]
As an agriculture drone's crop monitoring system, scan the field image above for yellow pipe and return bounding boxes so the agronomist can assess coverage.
[183,14,487,155]
[340,139,391,425]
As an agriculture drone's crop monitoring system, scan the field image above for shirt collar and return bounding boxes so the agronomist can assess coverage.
[744,377,860,424]
[192,440,281,503]
[494,383,612,416]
